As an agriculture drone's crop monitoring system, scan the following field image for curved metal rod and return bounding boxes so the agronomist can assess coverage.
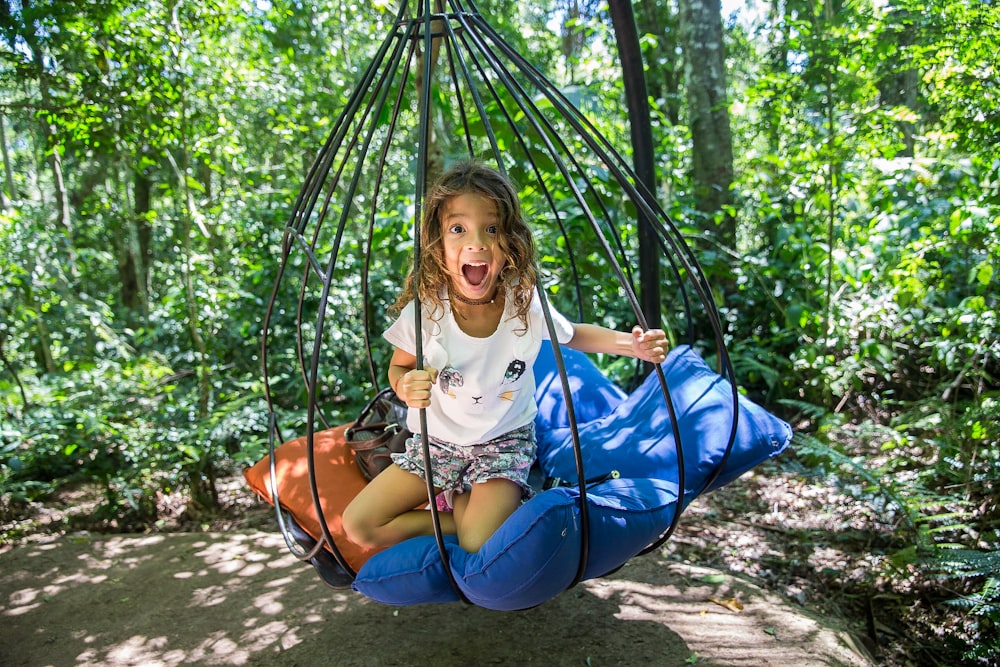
[263,0,413,576]
[361,36,420,389]
[266,412,349,570]
[453,9,651,587]
[467,22,637,290]
[412,0,471,605]
[460,0,737,555]
[261,0,740,601]
[295,14,413,432]
[443,12,586,321]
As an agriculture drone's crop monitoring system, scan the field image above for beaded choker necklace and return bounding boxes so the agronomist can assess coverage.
[449,288,499,307]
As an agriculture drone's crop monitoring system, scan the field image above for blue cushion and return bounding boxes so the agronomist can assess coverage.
[536,344,792,498]
[533,341,627,433]
[355,490,581,609]
[353,478,679,610]
[351,342,791,610]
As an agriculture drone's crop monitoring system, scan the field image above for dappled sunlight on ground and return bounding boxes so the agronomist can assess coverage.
[583,562,868,667]
[0,531,335,666]
[1,529,872,666]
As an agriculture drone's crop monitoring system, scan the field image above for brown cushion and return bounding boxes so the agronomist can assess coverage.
[243,424,385,572]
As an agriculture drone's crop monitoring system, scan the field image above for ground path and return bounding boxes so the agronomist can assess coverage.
[1,530,872,666]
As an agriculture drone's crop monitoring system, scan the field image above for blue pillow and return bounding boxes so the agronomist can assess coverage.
[353,478,679,610]
[351,344,791,610]
[533,341,627,433]
[355,490,581,609]
[536,345,792,498]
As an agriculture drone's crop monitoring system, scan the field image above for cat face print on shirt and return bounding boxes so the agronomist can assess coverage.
[436,358,527,411]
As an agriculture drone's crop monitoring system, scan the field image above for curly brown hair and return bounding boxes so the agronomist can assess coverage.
[392,161,538,327]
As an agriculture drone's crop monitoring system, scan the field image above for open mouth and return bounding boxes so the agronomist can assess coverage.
[462,262,489,287]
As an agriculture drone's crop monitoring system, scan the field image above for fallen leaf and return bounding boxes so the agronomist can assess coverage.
[707,596,744,612]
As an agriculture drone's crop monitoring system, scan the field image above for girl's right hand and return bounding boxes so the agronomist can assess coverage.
[397,367,438,408]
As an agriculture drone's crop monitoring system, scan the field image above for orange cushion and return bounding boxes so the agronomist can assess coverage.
[243,424,385,572]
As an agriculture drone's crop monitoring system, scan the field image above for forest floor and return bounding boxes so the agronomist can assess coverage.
[0,461,937,667]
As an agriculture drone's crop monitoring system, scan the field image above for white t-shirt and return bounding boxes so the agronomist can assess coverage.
[383,290,575,446]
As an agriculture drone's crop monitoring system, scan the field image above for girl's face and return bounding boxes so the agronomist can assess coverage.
[439,192,508,302]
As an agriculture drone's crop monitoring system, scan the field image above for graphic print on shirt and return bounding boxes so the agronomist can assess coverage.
[499,358,526,402]
[434,360,527,406]
[437,366,463,399]
[502,359,526,384]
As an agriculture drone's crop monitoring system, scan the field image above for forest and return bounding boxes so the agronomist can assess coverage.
[1,0,997,664]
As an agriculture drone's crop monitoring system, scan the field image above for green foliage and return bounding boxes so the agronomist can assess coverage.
[0,0,998,661]
[789,430,925,547]
[0,0,378,521]
[1,351,269,526]
[784,396,999,661]
[928,548,1000,662]
[720,3,1000,661]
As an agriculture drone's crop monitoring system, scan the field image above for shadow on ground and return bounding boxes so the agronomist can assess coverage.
[0,531,870,667]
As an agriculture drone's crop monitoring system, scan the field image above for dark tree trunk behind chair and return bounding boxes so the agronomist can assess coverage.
[609,0,661,332]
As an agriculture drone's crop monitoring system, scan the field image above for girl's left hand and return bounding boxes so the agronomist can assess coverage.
[631,326,668,363]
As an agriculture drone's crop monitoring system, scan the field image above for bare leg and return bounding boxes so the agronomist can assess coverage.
[342,464,456,549]
[451,490,469,529]
[452,478,523,553]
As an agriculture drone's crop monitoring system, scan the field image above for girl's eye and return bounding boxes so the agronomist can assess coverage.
[487,224,498,234]
[449,224,464,234]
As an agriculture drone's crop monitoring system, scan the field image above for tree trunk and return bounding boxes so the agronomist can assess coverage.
[0,113,15,207]
[559,0,587,83]
[0,332,30,407]
[23,259,56,374]
[678,0,735,244]
[609,0,661,333]
[167,2,211,421]
[414,0,446,188]
[167,0,216,511]
[135,169,153,296]
[119,167,152,317]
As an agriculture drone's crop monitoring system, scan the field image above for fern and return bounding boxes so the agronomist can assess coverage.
[931,548,1000,582]
[731,354,782,392]
[775,397,827,421]
[791,431,923,545]
[927,548,1000,662]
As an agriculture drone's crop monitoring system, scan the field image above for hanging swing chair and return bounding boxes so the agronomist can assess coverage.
[247,0,792,611]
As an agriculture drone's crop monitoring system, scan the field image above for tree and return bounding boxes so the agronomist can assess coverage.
[609,0,660,331]
[678,0,734,244]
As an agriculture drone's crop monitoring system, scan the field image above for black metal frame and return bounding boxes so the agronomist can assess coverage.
[260,0,738,606]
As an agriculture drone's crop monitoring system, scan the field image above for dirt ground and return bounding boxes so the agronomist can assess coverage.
[0,525,872,667]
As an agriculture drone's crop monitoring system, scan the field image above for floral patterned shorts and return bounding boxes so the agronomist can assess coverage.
[391,423,536,501]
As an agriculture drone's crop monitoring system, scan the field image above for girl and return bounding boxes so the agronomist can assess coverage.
[342,162,668,554]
